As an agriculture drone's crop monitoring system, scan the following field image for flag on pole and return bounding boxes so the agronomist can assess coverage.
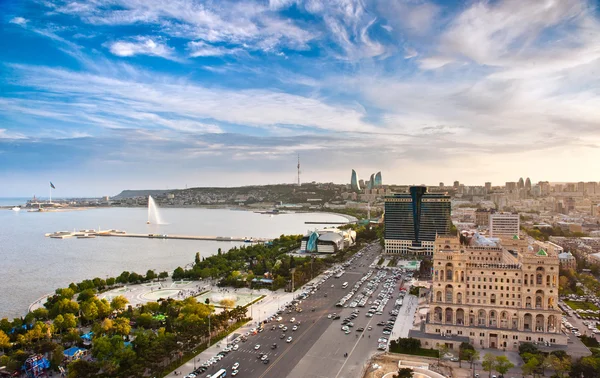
[50,182,56,189]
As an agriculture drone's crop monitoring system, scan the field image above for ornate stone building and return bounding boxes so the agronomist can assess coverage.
[410,234,567,351]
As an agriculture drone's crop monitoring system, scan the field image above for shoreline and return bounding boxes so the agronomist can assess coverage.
[6,208,359,318]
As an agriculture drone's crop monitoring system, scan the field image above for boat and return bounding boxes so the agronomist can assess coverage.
[244,237,254,243]
[11,207,21,211]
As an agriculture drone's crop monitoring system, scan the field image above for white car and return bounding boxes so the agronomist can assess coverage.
[282,326,288,331]
[279,324,284,329]
[327,314,332,319]
[232,362,239,369]
[261,354,269,361]
[286,337,293,343]
[292,325,298,331]
[276,316,282,321]
[254,344,261,350]
[231,370,239,376]
[290,317,296,323]
[232,344,239,351]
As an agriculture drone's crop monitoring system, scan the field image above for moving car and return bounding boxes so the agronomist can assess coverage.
[254,344,261,350]
[286,337,293,343]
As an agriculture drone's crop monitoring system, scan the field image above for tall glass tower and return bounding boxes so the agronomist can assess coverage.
[350,169,361,192]
[384,186,451,255]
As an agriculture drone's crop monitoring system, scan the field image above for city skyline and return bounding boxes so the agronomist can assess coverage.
[2,0,600,196]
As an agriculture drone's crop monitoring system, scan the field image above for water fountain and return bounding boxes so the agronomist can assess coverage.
[147,195,164,225]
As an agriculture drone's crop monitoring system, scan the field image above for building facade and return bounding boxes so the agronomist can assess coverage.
[489,213,520,238]
[411,235,567,352]
[558,252,576,270]
[475,209,493,227]
[384,186,451,255]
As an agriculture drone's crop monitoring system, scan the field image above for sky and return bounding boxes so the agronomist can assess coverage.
[1,0,600,197]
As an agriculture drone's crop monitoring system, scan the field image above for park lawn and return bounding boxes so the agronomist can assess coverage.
[565,300,599,312]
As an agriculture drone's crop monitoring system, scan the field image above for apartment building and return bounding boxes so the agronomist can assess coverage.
[489,212,520,238]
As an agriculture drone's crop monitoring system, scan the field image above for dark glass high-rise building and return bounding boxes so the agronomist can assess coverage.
[384,186,451,255]
[350,169,360,192]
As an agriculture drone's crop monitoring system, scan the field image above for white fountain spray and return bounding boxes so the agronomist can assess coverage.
[147,195,164,225]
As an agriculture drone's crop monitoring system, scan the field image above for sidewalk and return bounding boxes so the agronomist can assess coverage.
[164,273,329,377]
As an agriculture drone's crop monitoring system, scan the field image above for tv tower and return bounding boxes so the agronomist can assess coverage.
[297,154,301,186]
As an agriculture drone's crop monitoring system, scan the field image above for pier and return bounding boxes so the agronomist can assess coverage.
[45,230,272,243]
[304,221,355,225]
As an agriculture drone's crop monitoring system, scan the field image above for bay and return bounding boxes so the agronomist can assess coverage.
[0,207,348,319]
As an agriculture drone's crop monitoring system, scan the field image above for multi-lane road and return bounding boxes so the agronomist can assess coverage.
[196,242,416,378]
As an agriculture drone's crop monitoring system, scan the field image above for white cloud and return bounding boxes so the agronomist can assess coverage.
[8,64,381,135]
[437,0,590,66]
[188,41,240,57]
[375,0,440,37]
[108,37,176,60]
[49,0,316,53]
[9,17,28,26]
[0,128,26,139]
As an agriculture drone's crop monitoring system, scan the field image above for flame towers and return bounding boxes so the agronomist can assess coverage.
[351,169,361,192]
[349,170,383,191]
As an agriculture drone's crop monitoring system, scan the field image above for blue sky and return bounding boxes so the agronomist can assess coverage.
[1,0,600,196]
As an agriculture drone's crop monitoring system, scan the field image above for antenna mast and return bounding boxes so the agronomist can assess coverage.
[297,154,301,186]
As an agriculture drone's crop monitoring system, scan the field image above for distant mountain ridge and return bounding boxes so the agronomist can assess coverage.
[112,189,171,199]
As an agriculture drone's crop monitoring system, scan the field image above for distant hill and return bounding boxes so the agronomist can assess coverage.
[112,189,172,199]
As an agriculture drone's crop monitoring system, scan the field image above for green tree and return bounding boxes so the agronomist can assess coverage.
[100,318,114,333]
[49,344,64,369]
[53,314,65,334]
[172,267,185,280]
[158,271,169,281]
[63,313,77,330]
[31,307,49,320]
[521,356,540,378]
[113,317,131,336]
[110,295,129,311]
[67,360,98,378]
[438,344,450,363]
[81,301,99,323]
[0,329,10,352]
[394,367,413,378]
[136,313,155,329]
[195,252,201,265]
[482,353,495,378]
[494,355,515,376]
[458,342,475,368]
[546,354,571,378]
[146,269,157,281]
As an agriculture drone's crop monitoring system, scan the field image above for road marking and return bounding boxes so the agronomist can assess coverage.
[257,302,331,378]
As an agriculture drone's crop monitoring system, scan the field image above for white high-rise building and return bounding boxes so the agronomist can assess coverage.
[489,213,520,238]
